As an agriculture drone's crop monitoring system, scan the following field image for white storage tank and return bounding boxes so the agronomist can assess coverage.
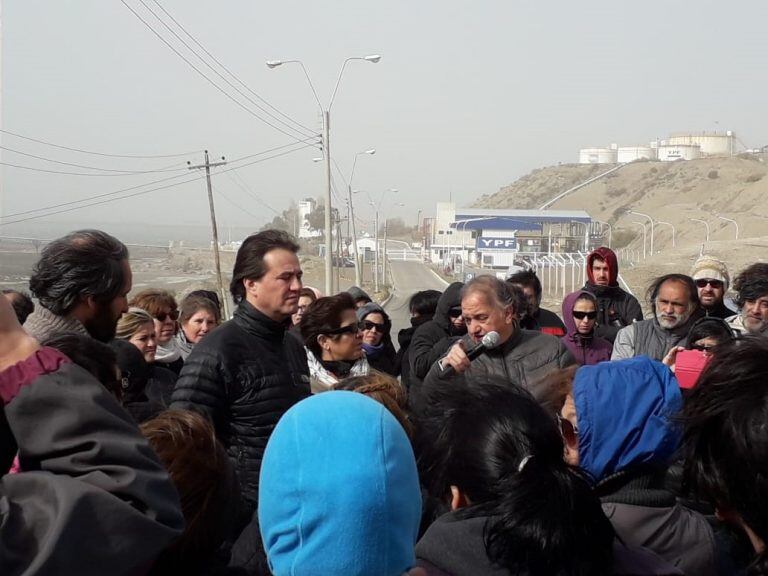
[579,148,618,164]
[617,146,656,163]
[657,143,701,162]
[667,132,735,156]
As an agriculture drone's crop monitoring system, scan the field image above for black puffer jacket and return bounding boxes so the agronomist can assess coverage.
[409,282,465,382]
[582,282,644,344]
[171,300,311,509]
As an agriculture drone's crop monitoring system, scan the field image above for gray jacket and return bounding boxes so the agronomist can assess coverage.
[421,329,575,403]
[612,315,701,362]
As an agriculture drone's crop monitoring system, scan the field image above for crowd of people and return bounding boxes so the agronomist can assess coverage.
[1,226,768,575]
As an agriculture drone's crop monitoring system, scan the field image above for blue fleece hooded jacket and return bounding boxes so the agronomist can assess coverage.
[258,391,422,576]
[574,356,683,482]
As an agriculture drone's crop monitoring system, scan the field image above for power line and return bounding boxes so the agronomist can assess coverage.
[224,170,280,216]
[0,142,316,226]
[149,0,316,137]
[0,128,200,159]
[120,0,319,145]
[0,145,190,174]
[214,186,262,220]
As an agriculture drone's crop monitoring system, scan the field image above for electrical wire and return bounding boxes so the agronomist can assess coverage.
[214,186,262,220]
[150,0,316,137]
[1,141,316,223]
[0,128,200,159]
[223,170,280,216]
[120,0,319,145]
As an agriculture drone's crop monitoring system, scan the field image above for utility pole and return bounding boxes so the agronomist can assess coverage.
[188,151,229,319]
[373,208,380,293]
[382,219,389,287]
[348,184,361,286]
[323,110,334,295]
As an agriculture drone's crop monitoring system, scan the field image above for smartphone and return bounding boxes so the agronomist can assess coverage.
[675,349,710,389]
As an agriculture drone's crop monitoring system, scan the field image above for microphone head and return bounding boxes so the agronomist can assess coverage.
[481,331,501,349]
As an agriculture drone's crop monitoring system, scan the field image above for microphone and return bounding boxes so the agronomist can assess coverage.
[441,331,501,376]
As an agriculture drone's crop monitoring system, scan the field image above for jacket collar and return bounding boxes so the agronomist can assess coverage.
[234,300,290,342]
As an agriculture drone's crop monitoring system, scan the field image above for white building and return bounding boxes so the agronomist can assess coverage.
[297,198,321,239]
[579,146,618,164]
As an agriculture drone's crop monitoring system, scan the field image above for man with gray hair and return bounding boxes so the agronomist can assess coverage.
[726,263,768,337]
[415,275,573,410]
[613,274,702,361]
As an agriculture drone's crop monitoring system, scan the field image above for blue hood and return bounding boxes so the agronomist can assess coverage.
[574,356,683,481]
[258,391,422,576]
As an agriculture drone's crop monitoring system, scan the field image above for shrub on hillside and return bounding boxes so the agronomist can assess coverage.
[708,170,719,179]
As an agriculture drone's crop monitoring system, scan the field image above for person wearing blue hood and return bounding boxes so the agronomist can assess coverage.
[357,302,398,376]
[258,391,423,576]
[552,357,717,576]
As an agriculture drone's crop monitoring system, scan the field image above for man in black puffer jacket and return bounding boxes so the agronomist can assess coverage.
[171,230,310,574]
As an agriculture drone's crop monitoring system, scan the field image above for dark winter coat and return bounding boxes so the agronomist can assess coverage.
[416,512,683,576]
[582,247,643,343]
[520,307,566,337]
[170,300,311,509]
[561,290,613,365]
[702,300,735,319]
[395,315,433,388]
[357,303,398,376]
[409,282,466,382]
[419,329,574,410]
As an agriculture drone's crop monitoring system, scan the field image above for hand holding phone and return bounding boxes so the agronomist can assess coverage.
[675,349,711,389]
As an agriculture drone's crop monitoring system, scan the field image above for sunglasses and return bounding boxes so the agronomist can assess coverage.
[155,309,179,322]
[448,307,463,319]
[362,320,385,333]
[695,278,724,289]
[572,311,597,320]
[324,322,362,336]
[690,343,717,352]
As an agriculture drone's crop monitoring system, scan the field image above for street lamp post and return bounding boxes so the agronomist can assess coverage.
[348,149,376,286]
[381,202,405,287]
[631,221,648,259]
[655,220,676,248]
[267,55,381,295]
[717,215,739,240]
[370,188,398,294]
[689,218,711,242]
[629,210,654,255]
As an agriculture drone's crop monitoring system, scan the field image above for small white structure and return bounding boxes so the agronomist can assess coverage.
[617,146,656,163]
[579,147,618,164]
[667,131,735,156]
[297,198,321,239]
[657,143,701,162]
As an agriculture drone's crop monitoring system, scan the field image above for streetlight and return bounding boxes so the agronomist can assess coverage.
[267,55,381,295]
[382,201,405,286]
[689,218,711,242]
[628,210,654,255]
[347,149,376,287]
[370,188,398,293]
[717,215,739,240]
[655,220,676,248]
[631,221,648,259]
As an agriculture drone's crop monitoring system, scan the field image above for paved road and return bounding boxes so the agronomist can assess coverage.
[384,260,448,340]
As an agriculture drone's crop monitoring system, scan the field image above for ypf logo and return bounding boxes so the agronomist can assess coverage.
[479,238,516,249]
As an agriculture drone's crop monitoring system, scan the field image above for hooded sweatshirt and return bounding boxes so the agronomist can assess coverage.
[357,302,398,376]
[258,392,422,576]
[582,248,644,343]
[561,291,613,365]
[574,358,716,576]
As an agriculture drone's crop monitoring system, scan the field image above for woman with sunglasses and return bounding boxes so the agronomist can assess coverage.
[301,293,370,393]
[129,289,184,375]
[561,291,613,365]
[356,302,398,376]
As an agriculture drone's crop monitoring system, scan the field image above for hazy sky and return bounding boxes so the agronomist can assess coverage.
[2,0,767,237]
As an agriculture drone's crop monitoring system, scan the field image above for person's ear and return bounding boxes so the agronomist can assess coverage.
[317,335,330,351]
[450,485,470,511]
[504,305,516,324]
[244,278,259,298]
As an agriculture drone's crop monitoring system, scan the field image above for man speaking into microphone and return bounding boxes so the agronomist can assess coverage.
[416,275,574,411]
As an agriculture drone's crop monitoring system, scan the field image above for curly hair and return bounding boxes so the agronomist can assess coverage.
[733,263,768,309]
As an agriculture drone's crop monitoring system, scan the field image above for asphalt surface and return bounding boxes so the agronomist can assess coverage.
[384,260,448,340]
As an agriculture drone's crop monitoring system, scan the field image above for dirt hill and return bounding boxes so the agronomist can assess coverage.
[474,155,768,296]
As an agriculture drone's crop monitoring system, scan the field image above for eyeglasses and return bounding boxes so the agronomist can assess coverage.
[155,309,179,322]
[695,278,724,290]
[324,323,361,336]
[572,311,597,320]
[690,343,717,352]
[362,320,385,333]
[448,307,463,319]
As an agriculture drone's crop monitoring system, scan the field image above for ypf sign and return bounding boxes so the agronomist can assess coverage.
[476,237,517,251]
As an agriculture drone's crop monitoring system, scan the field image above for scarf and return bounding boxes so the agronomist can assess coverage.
[174,331,195,360]
[305,348,369,393]
[361,342,384,359]
[155,338,181,363]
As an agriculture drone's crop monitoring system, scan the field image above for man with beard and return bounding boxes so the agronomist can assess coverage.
[727,263,768,337]
[612,274,702,361]
[25,230,132,343]
[582,247,643,343]
[690,255,734,319]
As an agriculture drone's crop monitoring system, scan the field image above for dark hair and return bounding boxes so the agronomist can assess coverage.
[300,293,356,357]
[336,372,413,437]
[141,410,241,573]
[686,317,735,349]
[463,275,525,314]
[28,230,129,315]
[682,336,768,575]
[299,287,318,302]
[507,269,542,301]
[646,273,699,312]
[408,289,441,317]
[179,294,221,325]
[42,333,120,400]
[129,289,178,319]
[733,263,768,309]
[2,289,34,324]
[187,289,222,313]
[415,380,614,575]
[230,229,300,304]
